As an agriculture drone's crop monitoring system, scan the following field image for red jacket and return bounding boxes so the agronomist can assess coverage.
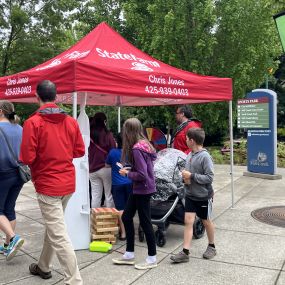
[173,119,202,154]
[20,103,85,196]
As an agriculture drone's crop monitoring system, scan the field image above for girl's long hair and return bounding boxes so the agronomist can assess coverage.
[121,118,155,165]
[0,100,20,124]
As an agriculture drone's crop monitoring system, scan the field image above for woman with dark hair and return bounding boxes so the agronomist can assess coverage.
[0,100,24,261]
[89,112,116,208]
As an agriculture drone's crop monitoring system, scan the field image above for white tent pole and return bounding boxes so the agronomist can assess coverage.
[73,92,77,119]
[118,106,121,133]
[229,100,234,208]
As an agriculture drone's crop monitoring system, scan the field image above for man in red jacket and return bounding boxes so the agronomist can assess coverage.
[20,80,85,285]
[172,105,202,154]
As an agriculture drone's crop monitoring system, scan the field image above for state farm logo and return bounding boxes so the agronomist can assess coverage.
[36,59,61,71]
[96,48,159,70]
[131,62,153,72]
[36,50,90,71]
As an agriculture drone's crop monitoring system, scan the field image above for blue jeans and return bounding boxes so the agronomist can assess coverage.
[111,183,132,211]
[0,170,23,221]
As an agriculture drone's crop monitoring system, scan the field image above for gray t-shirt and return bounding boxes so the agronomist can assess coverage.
[184,149,214,201]
[0,122,23,173]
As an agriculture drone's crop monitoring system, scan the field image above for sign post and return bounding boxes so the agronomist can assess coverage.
[238,89,282,179]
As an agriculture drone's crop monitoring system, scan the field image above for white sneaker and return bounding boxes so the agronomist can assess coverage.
[134,262,157,270]
[112,257,135,265]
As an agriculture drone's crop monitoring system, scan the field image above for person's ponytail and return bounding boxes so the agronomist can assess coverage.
[8,112,20,124]
[0,100,20,124]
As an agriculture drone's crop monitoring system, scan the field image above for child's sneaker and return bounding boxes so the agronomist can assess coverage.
[202,245,216,259]
[0,244,8,256]
[112,257,135,265]
[170,250,190,263]
[134,262,157,270]
[6,235,24,261]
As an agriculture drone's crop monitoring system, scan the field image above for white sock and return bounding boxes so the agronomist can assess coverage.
[146,255,156,264]
[123,251,134,259]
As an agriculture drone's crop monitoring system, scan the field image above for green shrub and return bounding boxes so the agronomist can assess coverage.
[208,140,285,168]
[277,130,285,141]
[277,142,285,168]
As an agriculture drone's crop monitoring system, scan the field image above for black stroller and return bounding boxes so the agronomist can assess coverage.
[138,148,205,247]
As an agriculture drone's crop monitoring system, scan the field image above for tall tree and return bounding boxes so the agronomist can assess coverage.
[272,54,285,128]
[203,0,282,140]
[71,0,125,38]
[119,0,284,141]
[121,0,216,73]
[0,0,77,76]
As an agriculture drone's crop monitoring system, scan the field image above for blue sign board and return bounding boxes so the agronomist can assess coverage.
[246,89,277,174]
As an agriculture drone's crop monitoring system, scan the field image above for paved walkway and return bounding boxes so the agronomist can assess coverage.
[1,165,285,285]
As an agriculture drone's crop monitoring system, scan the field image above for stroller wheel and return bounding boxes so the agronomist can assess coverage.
[193,217,205,239]
[155,230,166,247]
[138,226,145,242]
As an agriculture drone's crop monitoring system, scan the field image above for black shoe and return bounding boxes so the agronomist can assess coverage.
[29,263,52,279]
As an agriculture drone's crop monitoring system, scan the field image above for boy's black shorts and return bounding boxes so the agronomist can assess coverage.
[184,196,213,220]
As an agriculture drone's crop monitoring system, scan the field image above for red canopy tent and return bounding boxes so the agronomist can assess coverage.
[0,22,232,106]
[0,23,236,247]
[0,22,235,208]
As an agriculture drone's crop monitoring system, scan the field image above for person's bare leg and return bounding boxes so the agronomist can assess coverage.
[170,212,196,263]
[202,219,215,244]
[118,211,126,238]
[202,219,216,259]
[183,213,196,249]
[9,220,16,231]
[0,215,15,243]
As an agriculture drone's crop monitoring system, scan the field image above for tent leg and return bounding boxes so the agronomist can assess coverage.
[118,106,121,133]
[73,92,77,119]
[229,100,234,208]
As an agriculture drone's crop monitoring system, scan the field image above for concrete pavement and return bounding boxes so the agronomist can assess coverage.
[1,165,285,285]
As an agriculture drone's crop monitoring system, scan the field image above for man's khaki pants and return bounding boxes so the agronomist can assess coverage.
[37,193,83,285]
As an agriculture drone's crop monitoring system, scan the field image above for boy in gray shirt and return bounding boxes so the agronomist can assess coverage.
[170,128,216,263]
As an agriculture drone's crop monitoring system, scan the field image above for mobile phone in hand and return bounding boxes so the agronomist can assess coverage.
[116,162,124,169]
